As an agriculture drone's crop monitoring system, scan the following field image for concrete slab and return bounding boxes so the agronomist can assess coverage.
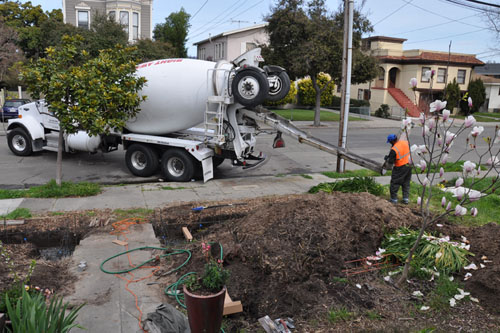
[66,223,167,333]
[0,198,24,216]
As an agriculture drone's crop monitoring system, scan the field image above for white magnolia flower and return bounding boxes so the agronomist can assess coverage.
[440,167,444,178]
[455,294,465,300]
[480,263,486,268]
[409,77,417,89]
[486,156,500,166]
[449,298,456,307]
[376,248,386,256]
[468,96,473,107]
[464,272,472,280]
[420,306,430,311]
[422,177,430,187]
[449,276,454,281]
[464,115,476,128]
[470,297,479,303]
[422,125,429,136]
[494,129,500,143]
[419,112,425,124]
[445,131,456,145]
[418,160,427,172]
[417,196,422,205]
[470,126,484,138]
[384,276,391,282]
[356,284,362,289]
[442,109,450,121]
[469,192,481,202]
[401,118,412,130]
[455,204,467,216]
[456,187,465,200]
[441,153,449,164]
[441,196,446,207]
[430,100,447,112]
[463,161,476,175]
[428,118,436,130]
[437,223,443,227]
[446,202,452,211]
[455,177,464,187]
[412,290,424,297]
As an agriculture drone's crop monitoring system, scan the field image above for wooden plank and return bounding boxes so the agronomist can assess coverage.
[2,219,25,226]
[182,227,193,242]
[112,239,128,246]
[223,290,243,315]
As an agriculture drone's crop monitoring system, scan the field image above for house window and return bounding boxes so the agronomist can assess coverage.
[421,66,431,82]
[457,69,466,84]
[78,11,89,29]
[358,89,363,100]
[437,68,447,83]
[215,42,225,60]
[198,47,206,60]
[108,11,116,21]
[133,12,139,40]
[120,11,129,35]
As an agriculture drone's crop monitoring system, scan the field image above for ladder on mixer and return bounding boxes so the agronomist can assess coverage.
[204,67,231,144]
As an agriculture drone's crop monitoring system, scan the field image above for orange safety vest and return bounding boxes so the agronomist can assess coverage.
[391,140,410,167]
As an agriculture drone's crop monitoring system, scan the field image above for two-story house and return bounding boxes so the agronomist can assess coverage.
[353,36,484,117]
[193,23,268,62]
[62,0,153,42]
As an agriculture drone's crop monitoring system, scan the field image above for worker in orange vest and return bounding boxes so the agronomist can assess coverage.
[384,134,411,204]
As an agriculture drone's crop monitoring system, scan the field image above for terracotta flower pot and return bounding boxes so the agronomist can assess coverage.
[183,285,226,333]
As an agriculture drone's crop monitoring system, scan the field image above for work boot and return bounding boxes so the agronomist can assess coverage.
[402,198,409,204]
[389,198,398,204]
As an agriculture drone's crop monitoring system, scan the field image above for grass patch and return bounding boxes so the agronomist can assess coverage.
[365,310,382,320]
[113,208,153,220]
[332,276,348,283]
[428,274,463,311]
[0,180,101,199]
[327,307,354,323]
[0,208,31,220]
[161,186,186,190]
[309,177,384,196]
[451,112,500,122]
[322,169,380,179]
[271,109,365,122]
[49,212,65,216]
[300,174,313,179]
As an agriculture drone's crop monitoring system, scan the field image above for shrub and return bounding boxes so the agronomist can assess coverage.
[331,95,370,107]
[374,104,390,118]
[264,80,297,107]
[297,73,334,107]
[443,78,460,110]
[308,177,384,196]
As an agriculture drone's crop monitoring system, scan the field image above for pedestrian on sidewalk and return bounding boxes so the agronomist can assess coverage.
[384,134,411,204]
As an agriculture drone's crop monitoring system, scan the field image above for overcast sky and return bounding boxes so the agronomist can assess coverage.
[26,0,500,63]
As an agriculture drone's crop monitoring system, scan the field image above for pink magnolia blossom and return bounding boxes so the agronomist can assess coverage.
[417,196,422,205]
[445,131,456,145]
[469,191,481,202]
[463,161,476,175]
[442,109,450,121]
[437,135,443,147]
[455,177,464,187]
[422,177,429,187]
[464,115,476,128]
[486,156,500,166]
[456,187,465,200]
[419,113,425,124]
[470,126,484,138]
[409,78,417,89]
[418,160,427,172]
[441,153,449,164]
[494,130,500,144]
[401,118,412,130]
[468,97,473,108]
[422,125,429,136]
[441,197,446,207]
[439,167,444,178]
[471,207,478,217]
[430,100,447,113]
[428,118,436,130]
[446,202,452,211]
[455,204,467,216]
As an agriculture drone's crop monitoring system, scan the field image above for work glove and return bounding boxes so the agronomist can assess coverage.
[384,155,388,161]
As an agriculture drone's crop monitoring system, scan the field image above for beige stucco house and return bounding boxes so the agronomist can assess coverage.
[193,23,269,62]
[351,36,484,117]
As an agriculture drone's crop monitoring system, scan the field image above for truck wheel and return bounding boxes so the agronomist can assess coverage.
[266,71,291,102]
[7,128,32,156]
[125,144,159,177]
[161,149,195,182]
[232,68,269,107]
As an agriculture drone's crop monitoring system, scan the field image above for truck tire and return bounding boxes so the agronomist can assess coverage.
[266,71,291,102]
[7,128,33,156]
[125,144,159,177]
[161,149,195,182]
[232,68,269,107]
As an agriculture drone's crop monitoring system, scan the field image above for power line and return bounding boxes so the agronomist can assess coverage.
[393,13,480,35]
[404,27,488,44]
[463,0,500,9]
[191,0,209,21]
[188,0,246,36]
[372,0,413,26]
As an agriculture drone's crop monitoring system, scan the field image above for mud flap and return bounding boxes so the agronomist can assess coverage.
[202,157,214,183]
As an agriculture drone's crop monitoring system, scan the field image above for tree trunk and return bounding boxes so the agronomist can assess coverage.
[56,130,64,186]
[311,75,321,127]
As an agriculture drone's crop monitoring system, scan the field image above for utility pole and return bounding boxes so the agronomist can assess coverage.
[337,0,354,173]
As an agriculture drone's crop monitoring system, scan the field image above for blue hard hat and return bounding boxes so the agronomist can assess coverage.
[386,134,397,143]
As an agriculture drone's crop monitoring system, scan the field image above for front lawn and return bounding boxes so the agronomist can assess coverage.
[271,109,365,121]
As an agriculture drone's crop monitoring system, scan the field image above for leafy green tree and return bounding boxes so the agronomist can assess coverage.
[83,12,128,57]
[443,78,460,111]
[263,0,377,126]
[467,78,486,113]
[0,19,24,88]
[134,39,176,62]
[20,35,146,185]
[153,8,191,58]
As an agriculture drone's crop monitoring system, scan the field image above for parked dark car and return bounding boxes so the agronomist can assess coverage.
[1,99,31,122]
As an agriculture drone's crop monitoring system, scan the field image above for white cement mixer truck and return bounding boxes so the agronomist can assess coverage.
[6,48,384,182]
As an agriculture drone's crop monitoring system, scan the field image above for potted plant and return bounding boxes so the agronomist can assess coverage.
[183,242,230,333]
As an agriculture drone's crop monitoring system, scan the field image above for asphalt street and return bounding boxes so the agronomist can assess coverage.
[0,119,497,189]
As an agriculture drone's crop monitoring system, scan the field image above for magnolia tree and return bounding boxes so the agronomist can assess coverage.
[397,71,500,284]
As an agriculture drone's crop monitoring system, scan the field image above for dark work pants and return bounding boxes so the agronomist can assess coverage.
[390,164,412,200]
